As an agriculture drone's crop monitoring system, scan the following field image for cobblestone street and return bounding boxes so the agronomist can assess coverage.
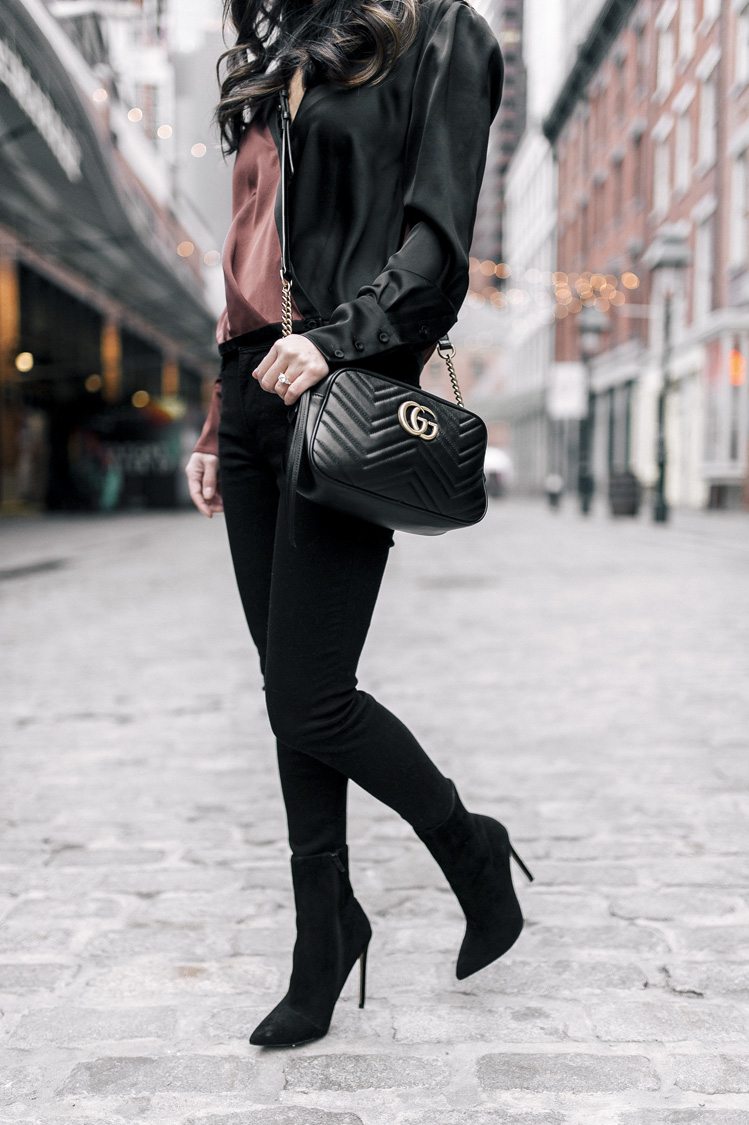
[2,498,749,1124]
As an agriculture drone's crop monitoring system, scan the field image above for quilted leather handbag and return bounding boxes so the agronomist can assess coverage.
[279,90,488,546]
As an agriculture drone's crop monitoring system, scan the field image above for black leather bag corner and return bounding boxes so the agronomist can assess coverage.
[278,89,489,546]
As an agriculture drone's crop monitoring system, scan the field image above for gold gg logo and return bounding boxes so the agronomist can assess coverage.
[397,401,439,441]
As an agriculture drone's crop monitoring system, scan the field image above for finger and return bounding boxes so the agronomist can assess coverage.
[260,355,300,393]
[253,342,281,381]
[186,469,212,517]
[284,370,320,405]
[202,458,218,500]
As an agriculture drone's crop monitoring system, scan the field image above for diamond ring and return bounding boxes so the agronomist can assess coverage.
[277,373,292,386]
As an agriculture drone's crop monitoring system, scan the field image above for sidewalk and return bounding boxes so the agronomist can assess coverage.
[2,499,749,1124]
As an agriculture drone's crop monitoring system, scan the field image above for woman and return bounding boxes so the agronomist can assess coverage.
[185,0,532,1049]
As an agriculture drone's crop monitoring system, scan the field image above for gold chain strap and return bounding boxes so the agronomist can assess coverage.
[437,341,464,408]
[281,269,294,338]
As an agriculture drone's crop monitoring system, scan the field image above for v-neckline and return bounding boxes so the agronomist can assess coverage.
[289,69,306,124]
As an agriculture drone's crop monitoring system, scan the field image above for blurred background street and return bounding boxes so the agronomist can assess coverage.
[2,500,749,1122]
[2,0,749,1120]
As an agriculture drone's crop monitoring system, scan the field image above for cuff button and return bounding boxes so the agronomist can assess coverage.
[334,348,345,359]
[419,325,429,336]
[354,340,365,351]
[378,332,389,343]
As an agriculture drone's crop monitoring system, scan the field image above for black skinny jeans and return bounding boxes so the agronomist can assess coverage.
[216,327,454,856]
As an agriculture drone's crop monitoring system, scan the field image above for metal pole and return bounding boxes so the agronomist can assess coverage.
[653,292,672,523]
[578,357,595,515]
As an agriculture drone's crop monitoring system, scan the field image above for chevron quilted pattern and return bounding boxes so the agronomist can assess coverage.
[299,369,488,532]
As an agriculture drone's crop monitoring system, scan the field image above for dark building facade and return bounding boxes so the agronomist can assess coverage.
[0,0,218,514]
[471,0,528,270]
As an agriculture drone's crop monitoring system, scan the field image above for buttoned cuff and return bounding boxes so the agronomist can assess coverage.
[301,289,456,366]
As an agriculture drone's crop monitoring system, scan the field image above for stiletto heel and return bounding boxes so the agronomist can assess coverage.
[509,844,534,883]
[358,942,369,1009]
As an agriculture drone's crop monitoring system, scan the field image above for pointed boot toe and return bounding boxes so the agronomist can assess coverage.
[249,1000,327,1048]
[455,910,524,980]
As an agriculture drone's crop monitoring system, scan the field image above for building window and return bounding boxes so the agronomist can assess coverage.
[675,111,692,193]
[616,58,626,120]
[730,153,749,269]
[699,73,717,167]
[636,24,647,93]
[657,27,675,95]
[594,179,604,236]
[737,3,749,87]
[614,157,624,222]
[679,0,696,61]
[693,215,714,320]
[633,131,644,204]
[654,138,671,213]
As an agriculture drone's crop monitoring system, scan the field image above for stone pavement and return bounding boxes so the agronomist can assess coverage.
[1,497,749,1125]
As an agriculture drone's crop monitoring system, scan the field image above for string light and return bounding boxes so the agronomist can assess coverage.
[132,390,150,407]
[15,352,33,372]
[191,143,207,158]
[157,125,172,139]
[204,250,221,266]
[177,241,195,257]
[465,257,642,321]
[92,88,108,104]
[85,374,102,392]
[128,108,143,122]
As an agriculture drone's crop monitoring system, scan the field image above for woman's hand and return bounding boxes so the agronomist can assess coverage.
[253,334,329,405]
[185,452,224,518]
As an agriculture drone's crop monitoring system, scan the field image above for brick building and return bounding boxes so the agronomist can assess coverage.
[545,0,749,510]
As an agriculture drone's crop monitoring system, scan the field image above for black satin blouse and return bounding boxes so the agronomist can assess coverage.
[281,0,504,367]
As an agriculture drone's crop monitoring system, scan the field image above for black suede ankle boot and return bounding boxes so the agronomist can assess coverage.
[415,779,533,980]
[249,845,372,1047]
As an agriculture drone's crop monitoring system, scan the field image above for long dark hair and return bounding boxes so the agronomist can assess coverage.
[217,0,422,154]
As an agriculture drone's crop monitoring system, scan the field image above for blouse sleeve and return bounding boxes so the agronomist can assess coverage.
[301,0,503,364]
[192,376,222,457]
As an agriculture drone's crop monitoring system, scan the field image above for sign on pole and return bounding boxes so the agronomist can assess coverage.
[548,362,588,420]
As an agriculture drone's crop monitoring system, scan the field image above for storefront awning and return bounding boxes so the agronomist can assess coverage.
[0,0,218,363]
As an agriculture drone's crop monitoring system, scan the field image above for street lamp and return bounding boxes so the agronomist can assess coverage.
[577,304,609,514]
[643,225,691,523]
